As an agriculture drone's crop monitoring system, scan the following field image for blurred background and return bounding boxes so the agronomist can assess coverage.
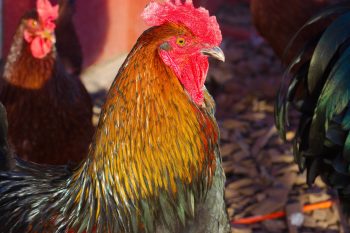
[0,0,228,67]
[0,0,348,232]
[1,0,147,66]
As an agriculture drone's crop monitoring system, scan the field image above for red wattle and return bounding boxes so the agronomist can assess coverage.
[160,49,209,105]
[30,37,52,59]
[180,54,208,104]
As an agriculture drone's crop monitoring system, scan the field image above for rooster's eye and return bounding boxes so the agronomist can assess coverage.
[176,37,186,47]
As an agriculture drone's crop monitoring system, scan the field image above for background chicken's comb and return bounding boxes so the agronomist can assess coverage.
[36,0,59,30]
[141,0,222,45]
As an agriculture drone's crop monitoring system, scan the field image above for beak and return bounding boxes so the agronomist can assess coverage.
[43,31,56,44]
[50,33,56,44]
[201,46,225,62]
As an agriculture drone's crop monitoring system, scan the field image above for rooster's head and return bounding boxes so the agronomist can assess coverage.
[23,0,59,59]
[142,0,224,105]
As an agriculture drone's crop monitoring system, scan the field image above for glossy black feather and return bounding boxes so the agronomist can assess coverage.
[275,4,350,216]
[307,12,350,94]
[275,3,350,138]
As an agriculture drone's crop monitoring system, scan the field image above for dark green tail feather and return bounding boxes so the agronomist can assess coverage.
[275,4,350,217]
[275,3,350,138]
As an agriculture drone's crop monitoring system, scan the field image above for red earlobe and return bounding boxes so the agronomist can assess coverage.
[23,30,34,43]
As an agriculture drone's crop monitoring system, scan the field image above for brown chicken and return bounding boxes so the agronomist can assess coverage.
[0,0,230,232]
[251,0,333,64]
[0,0,93,165]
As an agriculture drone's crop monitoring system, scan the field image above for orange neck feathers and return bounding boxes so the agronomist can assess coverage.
[83,24,218,199]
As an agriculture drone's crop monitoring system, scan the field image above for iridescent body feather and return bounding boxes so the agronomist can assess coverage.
[275,3,350,216]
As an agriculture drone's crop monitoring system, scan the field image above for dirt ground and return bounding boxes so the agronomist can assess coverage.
[81,1,345,233]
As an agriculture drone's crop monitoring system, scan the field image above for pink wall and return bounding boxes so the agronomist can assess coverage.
[2,0,211,67]
[73,0,149,66]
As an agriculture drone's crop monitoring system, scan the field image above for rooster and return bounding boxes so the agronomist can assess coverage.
[0,0,230,232]
[0,0,93,165]
[275,3,350,215]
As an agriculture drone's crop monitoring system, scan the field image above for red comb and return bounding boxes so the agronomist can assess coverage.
[36,0,59,31]
[141,0,222,46]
